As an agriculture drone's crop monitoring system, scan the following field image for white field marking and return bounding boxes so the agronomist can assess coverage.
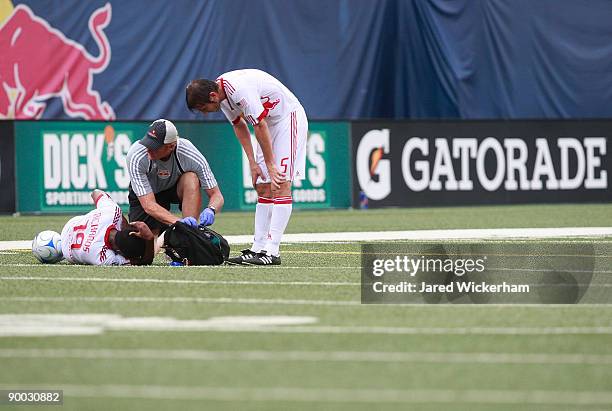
[0,276,360,286]
[2,384,609,405]
[4,265,612,276]
[0,296,361,306]
[6,237,612,254]
[4,296,612,308]
[0,241,32,250]
[0,314,318,337]
[1,313,612,337]
[3,348,612,365]
[3,226,612,250]
[0,264,360,269]
[254,326,612,335]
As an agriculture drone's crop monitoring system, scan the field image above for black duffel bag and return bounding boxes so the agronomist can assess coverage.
[163,222,230,265]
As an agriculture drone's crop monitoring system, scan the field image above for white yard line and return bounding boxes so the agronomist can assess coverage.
[0,296,362,306]
[0,276,360,286]
[256,325,612,335]
[0,306,612,334]
[3,296,612,308]
[0,264,361,269]
[1,384,610,405]
[1,348,612,365]
[3,226,612,250]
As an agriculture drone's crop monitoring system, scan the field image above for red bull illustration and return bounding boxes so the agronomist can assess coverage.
[261,96,280,111]
[0,2,114,120]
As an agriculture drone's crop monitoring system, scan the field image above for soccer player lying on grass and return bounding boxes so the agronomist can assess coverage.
[59,189,155,265]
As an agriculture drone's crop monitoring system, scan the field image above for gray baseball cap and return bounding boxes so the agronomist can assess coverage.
[140,119,179,150]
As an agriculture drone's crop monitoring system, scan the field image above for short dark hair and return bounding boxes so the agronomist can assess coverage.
[114,227,145,259]
[185,79,219,112]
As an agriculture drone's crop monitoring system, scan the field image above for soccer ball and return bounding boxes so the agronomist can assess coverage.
[32,230,63,264]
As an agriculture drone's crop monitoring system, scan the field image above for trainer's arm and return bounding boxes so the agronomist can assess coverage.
[137,193,181,225]
[204,185,224,212]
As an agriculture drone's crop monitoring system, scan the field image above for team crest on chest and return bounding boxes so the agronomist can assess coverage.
[158,169,171,179]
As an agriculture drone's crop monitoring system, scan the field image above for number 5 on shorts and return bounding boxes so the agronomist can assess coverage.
[280,157,289,174]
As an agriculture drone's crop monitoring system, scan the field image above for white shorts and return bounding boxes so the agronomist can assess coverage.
[255,107,308,184]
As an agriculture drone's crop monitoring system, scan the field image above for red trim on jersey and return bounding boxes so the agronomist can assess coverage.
[258,197,274,204]
[94,194,102,207]
[231,116,241,125]
[99,246,108,263]
[215,78,222,97]
[217,77,235,110]
[217,78,226,94]
[223,79,236,95]
[113,207,122,225]
[256,108,269,123]
[104,225,116,249]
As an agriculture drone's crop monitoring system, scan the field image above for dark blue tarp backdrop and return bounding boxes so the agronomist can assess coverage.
[6,0,612,120]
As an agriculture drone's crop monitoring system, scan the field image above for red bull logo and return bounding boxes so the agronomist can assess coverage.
[261,96,280,111]
[0,2,115,119]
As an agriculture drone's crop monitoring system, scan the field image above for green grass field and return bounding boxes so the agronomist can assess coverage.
[1,203,612,410]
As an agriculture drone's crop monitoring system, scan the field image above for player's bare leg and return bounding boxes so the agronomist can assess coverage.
[176,172,201,219]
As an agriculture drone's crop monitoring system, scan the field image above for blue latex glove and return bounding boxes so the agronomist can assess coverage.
[179,216,197,227]
[199,207,215,226]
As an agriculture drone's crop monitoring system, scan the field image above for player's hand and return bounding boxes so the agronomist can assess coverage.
[267,163,286,189]
[250,164,265,187]
[179,216,198,227]
[128,221,154,241]
[199,207,215,226]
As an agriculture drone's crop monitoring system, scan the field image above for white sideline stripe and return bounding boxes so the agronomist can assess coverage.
[0,276,360,287]
[4,226,612,250]
[3,348,612,365]
[0,264,360,269]
[0,296,361,306]
[256,325,612,335]
[2,384,610,405]
[4,296,612,308]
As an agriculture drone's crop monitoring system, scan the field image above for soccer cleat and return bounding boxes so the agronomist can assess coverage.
[226,249,258,265]
[243,250,281,266]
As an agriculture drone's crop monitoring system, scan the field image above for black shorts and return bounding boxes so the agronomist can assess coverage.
[128,184,182,232]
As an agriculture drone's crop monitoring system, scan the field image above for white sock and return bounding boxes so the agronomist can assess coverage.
[251,197,273,252]
[264,196,292,257]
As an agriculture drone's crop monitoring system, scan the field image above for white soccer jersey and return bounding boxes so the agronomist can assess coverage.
[218,69,302,127]
[60,193,129,265]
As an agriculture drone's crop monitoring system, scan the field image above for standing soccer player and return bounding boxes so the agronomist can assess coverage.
[186,69,308,265]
